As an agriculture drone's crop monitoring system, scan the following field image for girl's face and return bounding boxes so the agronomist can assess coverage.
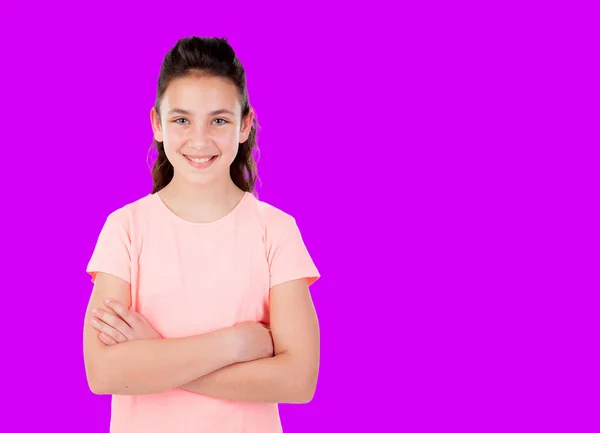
[150,74,253,188]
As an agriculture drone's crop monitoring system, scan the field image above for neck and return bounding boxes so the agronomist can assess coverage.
[160,173,244,210]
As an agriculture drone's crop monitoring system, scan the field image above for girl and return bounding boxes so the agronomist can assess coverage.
[82,36,321,433]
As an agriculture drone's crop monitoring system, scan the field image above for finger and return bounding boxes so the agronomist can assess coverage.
[91,317,128,343]
[104,299,138,328]
[92,308,132,339]
[136,312,150,324]
[98,332,118,345]
[91,317,127,343]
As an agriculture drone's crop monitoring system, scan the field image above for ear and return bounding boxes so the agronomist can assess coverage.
[240,108,255,143]
[150,106,163,142]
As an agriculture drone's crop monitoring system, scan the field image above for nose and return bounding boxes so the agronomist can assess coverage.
[187,122,211,148]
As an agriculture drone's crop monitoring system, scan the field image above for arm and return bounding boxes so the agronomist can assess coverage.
[179,278,320,403]
[83,272,240,395]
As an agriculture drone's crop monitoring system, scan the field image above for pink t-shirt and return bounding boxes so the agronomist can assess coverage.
[86,191,320,433]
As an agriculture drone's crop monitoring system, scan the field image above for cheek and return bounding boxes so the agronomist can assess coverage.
[162,141,183,166]
[163,125,180,142]
[217,132,240,155]
[162,128,183,153]
[220,143,239,164]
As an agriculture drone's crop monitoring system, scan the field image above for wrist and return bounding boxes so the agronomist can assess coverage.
[223,326,244,363]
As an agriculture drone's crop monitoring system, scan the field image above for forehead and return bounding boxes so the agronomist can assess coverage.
[161,74,240,114]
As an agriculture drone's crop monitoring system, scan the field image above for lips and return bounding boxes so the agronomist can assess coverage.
[182,153,219,169]
[183,154,217,163]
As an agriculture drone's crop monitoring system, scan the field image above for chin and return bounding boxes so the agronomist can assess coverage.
[185,170,230,186]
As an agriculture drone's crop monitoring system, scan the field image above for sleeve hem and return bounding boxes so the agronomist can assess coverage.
[87,269,131,285]
[270,274,320,290]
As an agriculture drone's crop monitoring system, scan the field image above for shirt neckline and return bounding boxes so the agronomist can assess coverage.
[152,190,250,227]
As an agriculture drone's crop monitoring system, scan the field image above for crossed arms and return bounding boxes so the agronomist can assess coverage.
[83,272,320,404]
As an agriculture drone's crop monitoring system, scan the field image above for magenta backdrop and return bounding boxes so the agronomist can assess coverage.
[0,2,597,432]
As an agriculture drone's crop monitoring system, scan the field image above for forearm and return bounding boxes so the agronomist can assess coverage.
[179,352,316,403]
[91,328,238,395]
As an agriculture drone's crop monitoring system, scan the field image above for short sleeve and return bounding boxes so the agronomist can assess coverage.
[268,217,320,289]
[86,211,132,284]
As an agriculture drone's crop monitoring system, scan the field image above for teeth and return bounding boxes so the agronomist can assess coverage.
[187,156,213,163]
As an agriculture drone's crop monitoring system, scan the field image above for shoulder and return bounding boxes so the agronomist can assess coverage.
[102,193,155,230]
[245,193,298,235]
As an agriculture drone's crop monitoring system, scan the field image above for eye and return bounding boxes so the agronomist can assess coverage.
[213,118,228,125]
[174,118,189,125]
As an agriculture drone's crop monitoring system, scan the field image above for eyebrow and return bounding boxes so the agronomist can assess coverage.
[167,108,235,117]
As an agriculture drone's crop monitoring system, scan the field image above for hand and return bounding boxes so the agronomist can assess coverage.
[233,322,274,363]
[90,298,162,346]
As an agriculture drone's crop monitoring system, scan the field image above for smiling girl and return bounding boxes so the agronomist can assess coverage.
[82,36,320,433]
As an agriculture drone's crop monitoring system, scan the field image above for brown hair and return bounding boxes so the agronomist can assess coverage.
[147,36,260,194]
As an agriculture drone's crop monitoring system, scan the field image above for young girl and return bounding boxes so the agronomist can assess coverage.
[82,36,321,433]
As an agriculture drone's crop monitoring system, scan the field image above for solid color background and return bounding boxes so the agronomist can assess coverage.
[0,2,597,432]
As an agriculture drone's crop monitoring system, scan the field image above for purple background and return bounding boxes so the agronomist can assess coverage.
[0,2,597,432]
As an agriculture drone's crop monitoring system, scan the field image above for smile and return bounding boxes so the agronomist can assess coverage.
[183,154,218,169]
